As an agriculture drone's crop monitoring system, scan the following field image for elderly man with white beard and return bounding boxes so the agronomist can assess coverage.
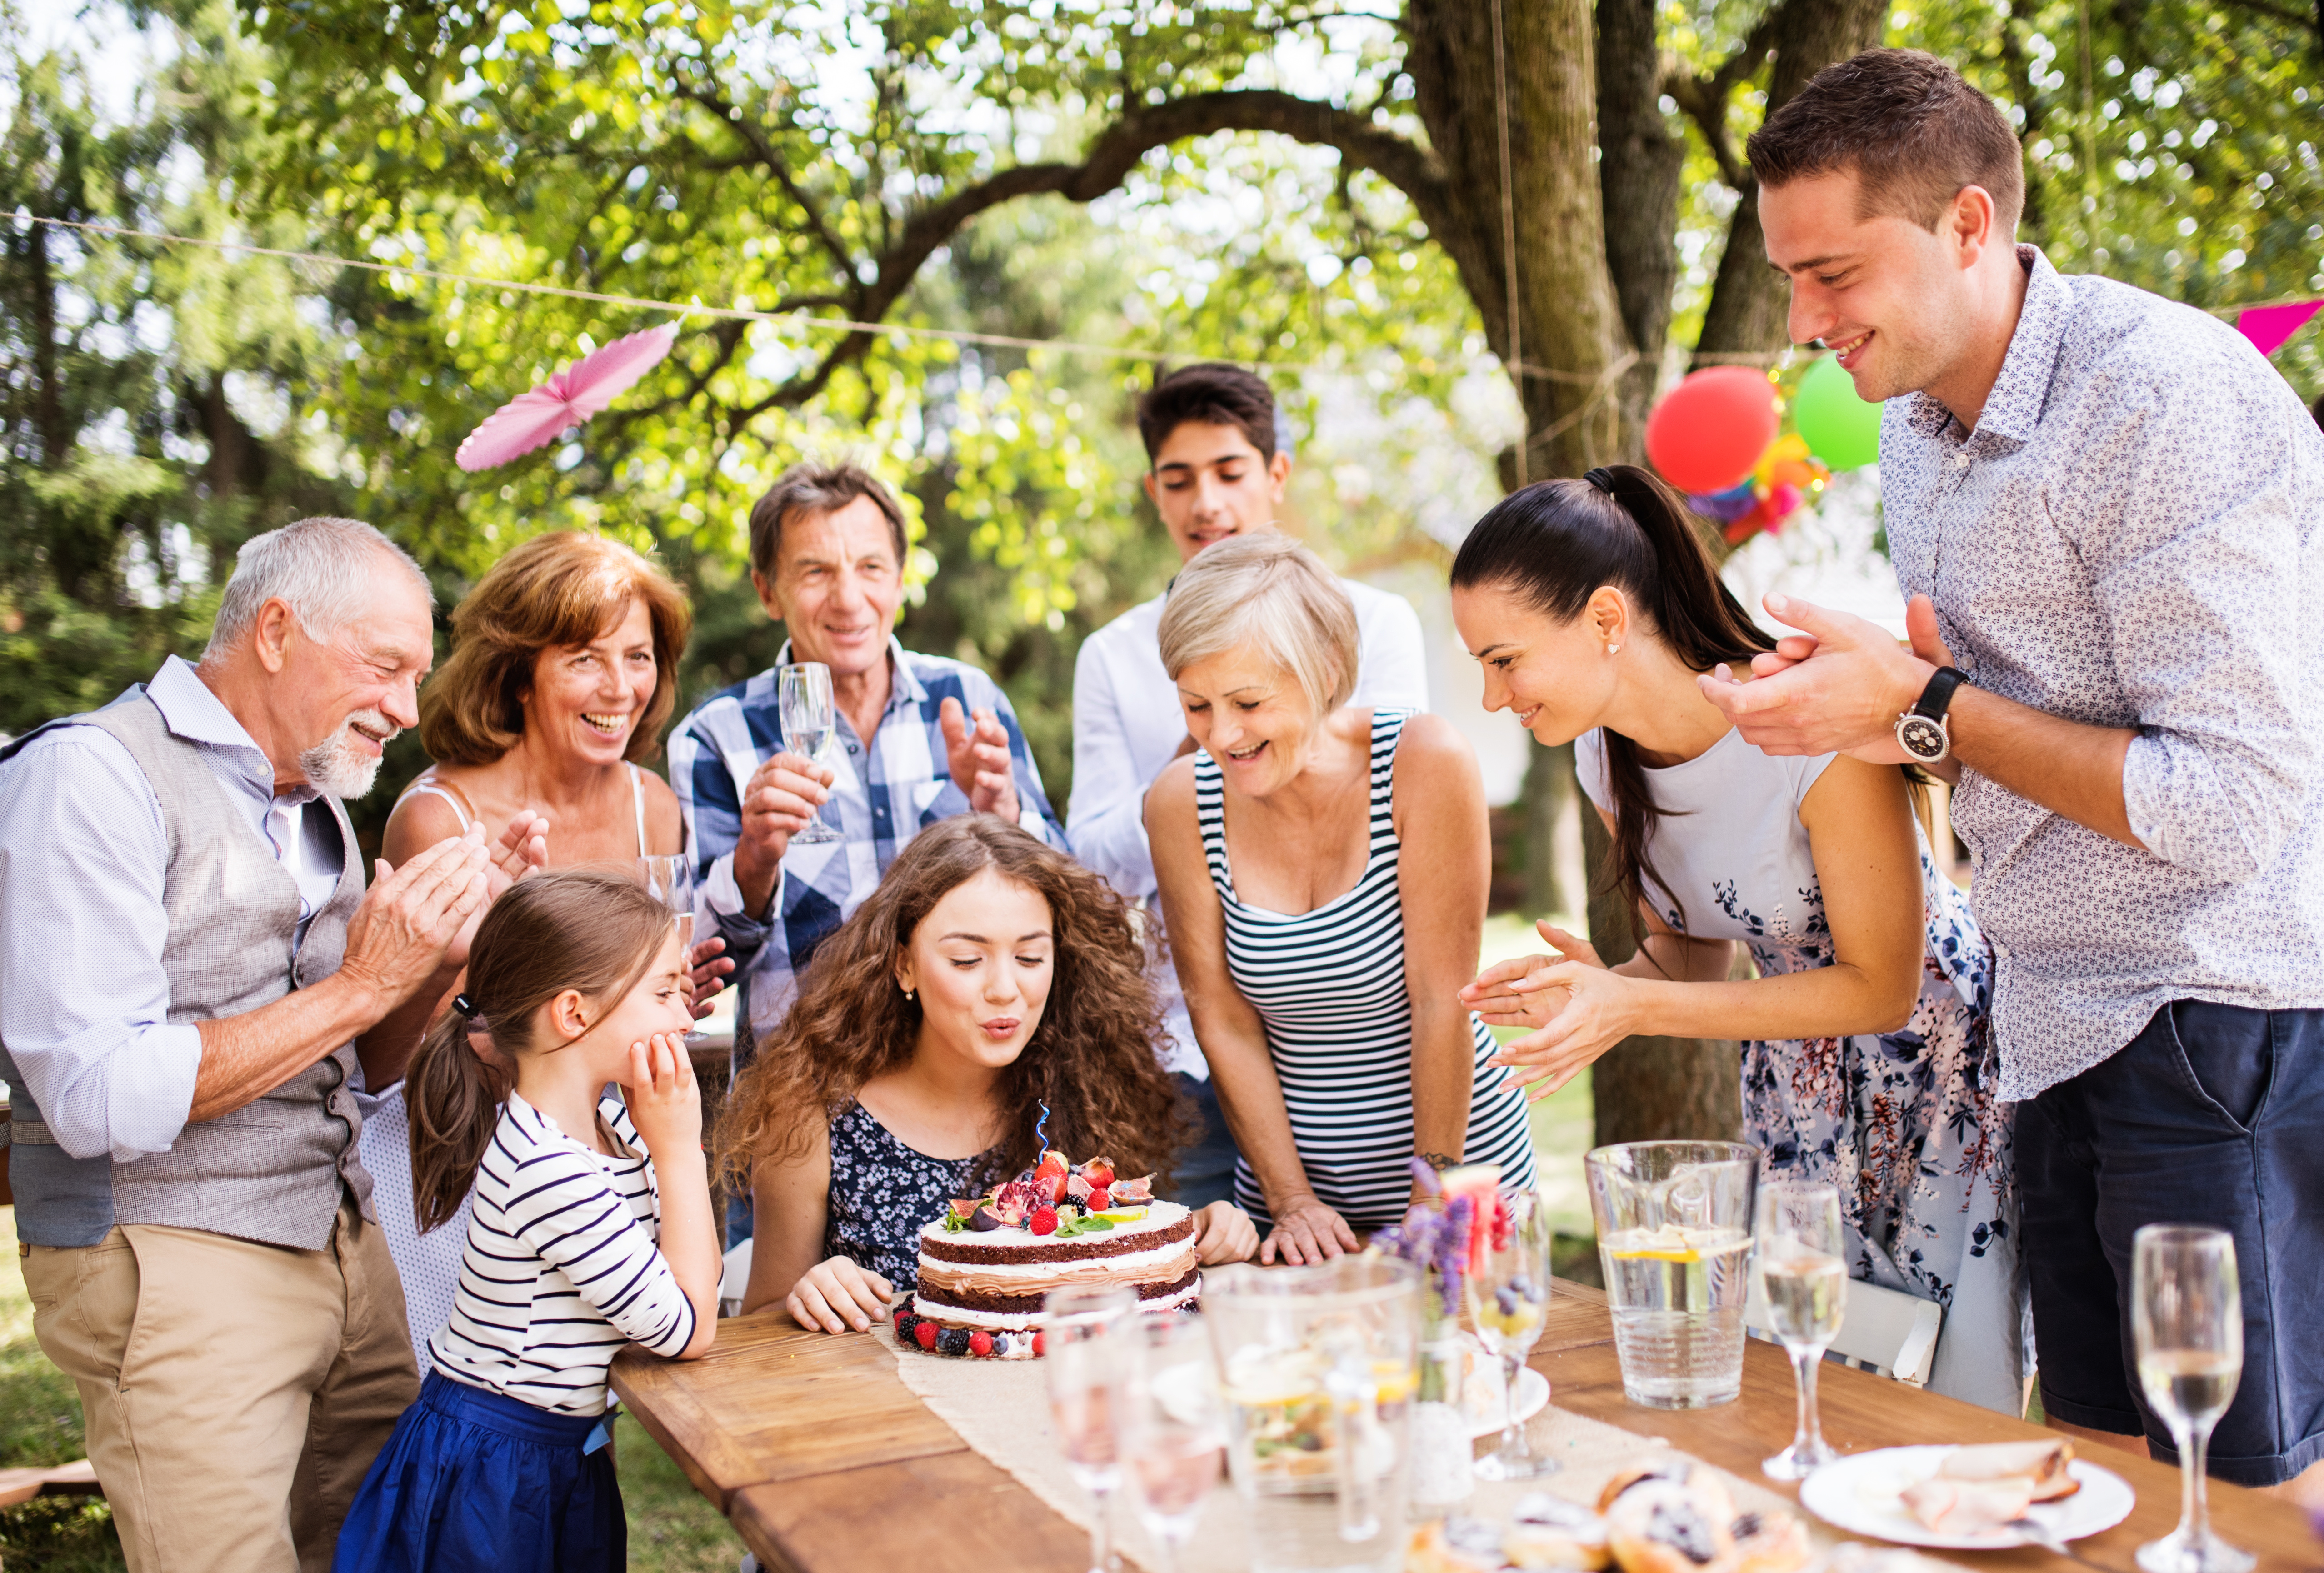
[0,515,543,1573]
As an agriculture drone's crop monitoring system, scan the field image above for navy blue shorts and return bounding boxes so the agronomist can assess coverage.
[333,1371,624,1573]
[2018,1000,2324,1487]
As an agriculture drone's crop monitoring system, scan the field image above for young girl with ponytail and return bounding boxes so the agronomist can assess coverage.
[1449,464,2020,1413]
[335,869,719,1573]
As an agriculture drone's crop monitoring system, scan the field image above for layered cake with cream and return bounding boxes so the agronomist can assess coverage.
[892,1151,1200,1358]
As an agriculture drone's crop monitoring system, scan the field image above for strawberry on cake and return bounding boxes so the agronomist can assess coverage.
[893,1152,1200,1358]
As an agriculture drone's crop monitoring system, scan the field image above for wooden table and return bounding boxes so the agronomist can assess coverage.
[611,1280,2319,1573]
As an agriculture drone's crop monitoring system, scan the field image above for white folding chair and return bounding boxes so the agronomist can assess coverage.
[1745,1272,1944,1387]
[718,1238,754,1319]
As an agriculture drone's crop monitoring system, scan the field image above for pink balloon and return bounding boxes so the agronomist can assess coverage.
[455,325,679,472]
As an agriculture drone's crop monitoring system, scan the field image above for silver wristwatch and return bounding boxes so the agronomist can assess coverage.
[1895,667,1968,764]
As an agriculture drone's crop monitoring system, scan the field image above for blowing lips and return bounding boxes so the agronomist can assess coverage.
[978,1015,1022,1043]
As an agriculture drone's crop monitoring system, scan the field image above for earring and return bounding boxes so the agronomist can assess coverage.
[901,985,916,1004]
[1607,643,1621,654]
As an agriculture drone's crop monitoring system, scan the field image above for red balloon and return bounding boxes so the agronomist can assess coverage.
[1644,367,1781,493]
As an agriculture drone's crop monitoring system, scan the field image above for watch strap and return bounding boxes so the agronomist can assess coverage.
[1910,666,1969,722]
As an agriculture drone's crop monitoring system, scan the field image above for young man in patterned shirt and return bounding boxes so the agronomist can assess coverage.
[1700,49,2324,1500]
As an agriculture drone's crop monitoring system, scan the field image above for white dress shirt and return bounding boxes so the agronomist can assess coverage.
[0,656,343,1160]
[1067,575,1431,1077]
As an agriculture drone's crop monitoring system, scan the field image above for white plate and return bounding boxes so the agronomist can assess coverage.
[1468,1367,1551,1439]
[1798,1445,2136,1551]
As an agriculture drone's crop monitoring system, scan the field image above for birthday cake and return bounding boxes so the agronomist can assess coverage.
[893,1151,1200,1359]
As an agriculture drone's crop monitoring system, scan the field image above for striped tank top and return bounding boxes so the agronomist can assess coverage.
[1198,708,1536,1229]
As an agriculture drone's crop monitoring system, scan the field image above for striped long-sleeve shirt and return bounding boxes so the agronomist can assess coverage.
[428,1093,695,1417]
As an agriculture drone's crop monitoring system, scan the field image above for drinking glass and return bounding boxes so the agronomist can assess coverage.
[776,662,842,846]
[2133,1225,2253,1573]
[1586,1141,1759,1408]
[1754,1180,1846,1479]
[1046,1285,1137,1573]
[1123,1313,1224,1573]
[1468,1188,1557,1481]
[636,855,706,1044]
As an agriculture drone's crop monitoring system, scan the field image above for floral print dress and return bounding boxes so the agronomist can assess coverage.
[1577,728,2024,1413]
[823,1101,998,1293]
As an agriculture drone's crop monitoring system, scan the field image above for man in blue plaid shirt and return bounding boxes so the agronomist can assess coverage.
[669,462,1065,1084]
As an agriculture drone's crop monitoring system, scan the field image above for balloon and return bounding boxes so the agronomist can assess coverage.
[1760,482,1805,535]
[1753,432,1812,488]
[1687,479,1759,522]
[1645,367,1781,493]
[1791,354,1884,471]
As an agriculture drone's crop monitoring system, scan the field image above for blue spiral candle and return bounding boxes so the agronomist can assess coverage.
[1035,1101,1051,1157]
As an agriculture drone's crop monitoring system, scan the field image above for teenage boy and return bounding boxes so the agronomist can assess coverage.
[1701,48,2324,1498]
[1069,364,1429,1207]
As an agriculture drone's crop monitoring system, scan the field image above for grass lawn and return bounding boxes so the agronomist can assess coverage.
[0,1207,741,1573]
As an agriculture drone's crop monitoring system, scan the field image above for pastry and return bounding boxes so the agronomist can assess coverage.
[1410,1516,1520,1573]
[1898,1475,2039,1537]
[1504,1493,1614,1570]
[1936,1439,2079,1501]
[1729,1511,1812,1573]
[1597,1460,1734,1523]
[1605,1480,1738,1573]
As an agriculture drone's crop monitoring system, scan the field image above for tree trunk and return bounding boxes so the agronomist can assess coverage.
[1406,0,1630,480]
[1594,0,1684,449]
[1582,808,1742,1148]
[1519,739,1576,918]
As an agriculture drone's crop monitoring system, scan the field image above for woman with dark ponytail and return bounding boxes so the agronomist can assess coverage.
[1449,465,2019,1413]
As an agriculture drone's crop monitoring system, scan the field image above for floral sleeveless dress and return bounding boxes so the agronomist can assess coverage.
[1578,728,2023,1413]
[823,1101,998,1293]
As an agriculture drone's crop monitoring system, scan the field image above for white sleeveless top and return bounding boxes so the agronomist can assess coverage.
[1574,727,1836,941]
[396,763,650,855]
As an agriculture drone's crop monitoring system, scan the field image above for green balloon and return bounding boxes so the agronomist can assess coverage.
[1792,354,1884,470]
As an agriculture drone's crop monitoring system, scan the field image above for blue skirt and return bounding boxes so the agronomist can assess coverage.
[333,1371,625,1573]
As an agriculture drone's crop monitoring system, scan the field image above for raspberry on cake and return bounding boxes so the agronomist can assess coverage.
[899,1154,1201,1358]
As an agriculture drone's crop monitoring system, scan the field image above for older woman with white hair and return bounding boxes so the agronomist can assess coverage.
[1146,534,1534,1263]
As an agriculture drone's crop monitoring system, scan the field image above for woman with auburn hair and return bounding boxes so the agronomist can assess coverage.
[363,531,726,1368]
[719,816,1259,1332]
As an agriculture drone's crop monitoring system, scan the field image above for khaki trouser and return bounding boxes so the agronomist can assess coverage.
[21,1200,420,1573]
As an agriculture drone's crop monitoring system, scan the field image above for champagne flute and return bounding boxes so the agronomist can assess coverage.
[1046,1286,1136,1573]
[776,662,842,846]
[636,855,706,1045]
[1754,1179,1845,1480]
[1123,1313,1224,1573]
[2134,1225,2254,1573]
[1469,1188,1558,1480]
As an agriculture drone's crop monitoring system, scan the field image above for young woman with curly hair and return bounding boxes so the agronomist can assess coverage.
[718,816,1259,1333]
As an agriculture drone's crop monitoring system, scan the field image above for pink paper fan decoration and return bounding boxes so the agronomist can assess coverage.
[2235,302,2322,359]
[455,324,678,472]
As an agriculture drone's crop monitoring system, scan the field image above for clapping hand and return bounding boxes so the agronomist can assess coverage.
[938,697,1020,821]
[1696,592,1942,764]
[442,809,551,969]
[1467,920,1634,1099]
[685,935,733,1020]
[340,824,493,1010]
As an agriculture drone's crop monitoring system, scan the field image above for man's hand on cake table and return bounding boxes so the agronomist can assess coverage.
[1192,1202,1260,1265]
[1259,1196,1359,1265]
[786,1256,895,1334]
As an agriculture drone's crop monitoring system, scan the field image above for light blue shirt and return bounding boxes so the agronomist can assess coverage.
[0,657,345,1161]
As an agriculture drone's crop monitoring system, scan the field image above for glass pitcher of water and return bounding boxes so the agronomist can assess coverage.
[1585,1141,1759,1409]
[1204,1257,1420,1573]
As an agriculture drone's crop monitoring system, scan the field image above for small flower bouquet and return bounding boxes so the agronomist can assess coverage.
[1369,1161,1510,1512]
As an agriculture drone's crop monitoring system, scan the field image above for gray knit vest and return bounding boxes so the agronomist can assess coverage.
[0,690,373,1250]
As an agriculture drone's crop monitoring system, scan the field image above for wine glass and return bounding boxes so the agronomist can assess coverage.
[1046,1286,1136,1573]
[1469,1188,1557,1480]
[776,661,842,846]
[1123,1313,1224,1573]
[2133,1225,2253,1573]
[637,855,706,1044]
[1754,1179,1845,1480]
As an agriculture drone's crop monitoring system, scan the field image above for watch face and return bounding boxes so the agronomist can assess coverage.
[1897,715,1948,761]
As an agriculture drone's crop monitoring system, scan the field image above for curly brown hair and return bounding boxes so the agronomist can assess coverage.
[419,531,692,768]
[715,817,1193,1193]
